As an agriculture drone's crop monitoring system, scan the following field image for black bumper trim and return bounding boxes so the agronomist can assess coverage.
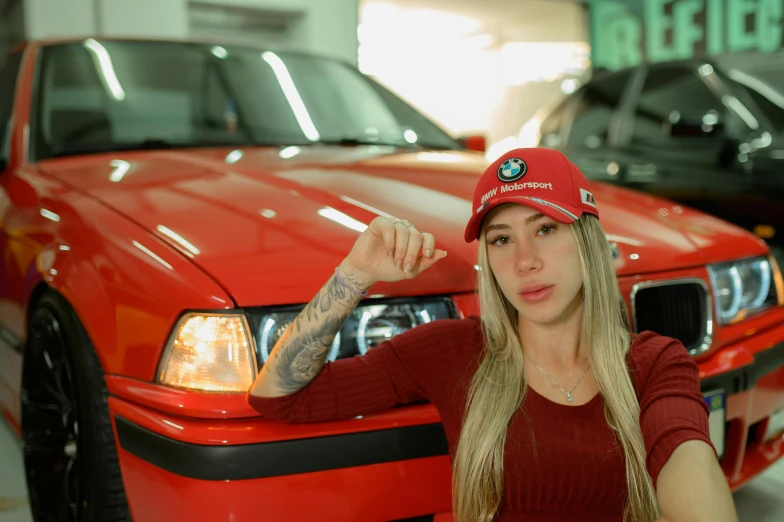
[114,416,449,481]
[700,341,784,395]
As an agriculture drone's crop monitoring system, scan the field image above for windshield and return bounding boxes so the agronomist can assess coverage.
[32,40,459,159]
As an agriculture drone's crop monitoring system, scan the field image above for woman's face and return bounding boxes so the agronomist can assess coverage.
[483,203,584,326]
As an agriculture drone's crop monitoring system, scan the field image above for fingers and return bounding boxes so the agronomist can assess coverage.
[382,217,445,276]
[375,217,397,257]
[391,219,410,269]
[410,249,448,275]
[402,224,423,273]
[421,232,436,259]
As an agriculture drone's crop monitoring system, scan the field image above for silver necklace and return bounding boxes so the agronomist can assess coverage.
[524,352,591,403]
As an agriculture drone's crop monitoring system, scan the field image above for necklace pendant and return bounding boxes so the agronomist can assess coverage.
[567,393,573,402]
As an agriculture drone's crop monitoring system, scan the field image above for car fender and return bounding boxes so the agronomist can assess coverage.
[13,176,235,382]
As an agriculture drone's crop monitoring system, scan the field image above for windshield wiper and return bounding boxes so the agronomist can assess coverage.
[49,138,254,158]
[309,137,417,148]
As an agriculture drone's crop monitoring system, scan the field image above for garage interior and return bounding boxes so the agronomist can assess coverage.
[1,0,783,521]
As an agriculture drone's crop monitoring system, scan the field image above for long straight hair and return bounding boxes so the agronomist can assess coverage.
[451,214,660,522]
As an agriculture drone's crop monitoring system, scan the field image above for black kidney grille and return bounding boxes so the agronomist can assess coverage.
[633,282,708,350]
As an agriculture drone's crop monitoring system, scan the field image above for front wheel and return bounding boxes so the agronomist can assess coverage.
[21,292,131,522]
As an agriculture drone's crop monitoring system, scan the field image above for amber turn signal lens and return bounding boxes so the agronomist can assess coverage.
[157,313,257,393]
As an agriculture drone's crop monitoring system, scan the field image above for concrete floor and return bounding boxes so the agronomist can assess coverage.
[0,418,782,521]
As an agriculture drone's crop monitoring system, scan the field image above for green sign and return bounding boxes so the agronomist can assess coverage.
[590,0,784,70]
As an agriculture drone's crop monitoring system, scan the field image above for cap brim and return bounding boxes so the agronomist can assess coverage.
[463,196,583,243]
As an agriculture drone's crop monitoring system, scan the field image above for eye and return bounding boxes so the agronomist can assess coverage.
[488,235,510,246]
[537,223,559,236]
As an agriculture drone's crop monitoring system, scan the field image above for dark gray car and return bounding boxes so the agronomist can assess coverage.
[535,51,784,265]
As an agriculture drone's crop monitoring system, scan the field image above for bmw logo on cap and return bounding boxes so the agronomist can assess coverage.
[497,157,527,183]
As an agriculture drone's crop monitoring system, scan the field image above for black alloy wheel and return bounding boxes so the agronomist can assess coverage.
[21,292,131,522]
[22,304,81,521]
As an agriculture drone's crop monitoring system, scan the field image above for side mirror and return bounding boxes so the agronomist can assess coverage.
[458,134,487,153]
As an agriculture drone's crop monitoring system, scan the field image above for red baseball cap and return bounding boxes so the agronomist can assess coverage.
[464,147,599,243]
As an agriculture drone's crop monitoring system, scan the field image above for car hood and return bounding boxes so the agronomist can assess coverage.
[37,147,767,306]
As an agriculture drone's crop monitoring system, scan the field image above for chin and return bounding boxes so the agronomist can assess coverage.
[517,306,568,326]
[512,299,567,325]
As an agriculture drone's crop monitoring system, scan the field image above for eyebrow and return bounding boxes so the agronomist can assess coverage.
[485,213,546,232]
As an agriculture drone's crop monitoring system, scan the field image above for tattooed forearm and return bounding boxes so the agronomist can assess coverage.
[251,264,374,397]
[274,309,353,393]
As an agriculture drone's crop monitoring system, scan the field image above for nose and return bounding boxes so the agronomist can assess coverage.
[515,246,542,273]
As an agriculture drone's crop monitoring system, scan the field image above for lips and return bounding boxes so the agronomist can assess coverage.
[519,284,553,295]
[518,284,555,303]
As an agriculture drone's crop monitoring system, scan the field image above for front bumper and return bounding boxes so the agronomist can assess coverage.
[698,336,784,490]
[106,326,784,521]
[107,393,454,522]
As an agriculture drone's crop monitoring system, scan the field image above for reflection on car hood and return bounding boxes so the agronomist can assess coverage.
[38,146,768,306]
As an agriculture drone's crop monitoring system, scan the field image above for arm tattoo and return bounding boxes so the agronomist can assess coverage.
[274,308,353,393]
[267,270,369,394]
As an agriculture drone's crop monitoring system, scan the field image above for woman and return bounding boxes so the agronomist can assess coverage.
[247,148,737,522]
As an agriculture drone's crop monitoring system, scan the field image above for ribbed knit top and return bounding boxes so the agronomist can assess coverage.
[247,315,713,521]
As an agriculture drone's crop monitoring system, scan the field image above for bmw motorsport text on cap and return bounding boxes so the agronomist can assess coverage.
[464,148,600,243]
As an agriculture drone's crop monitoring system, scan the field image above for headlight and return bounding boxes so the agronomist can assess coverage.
[248,297,457,365]
[707,256,780,325]
[157,313,257,393]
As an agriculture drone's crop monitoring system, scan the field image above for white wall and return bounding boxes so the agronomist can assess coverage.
[23,0,358,65]
[192,0,359,65]
[24,0,187,39]
[24,0,96,39]
[100,0,188,39]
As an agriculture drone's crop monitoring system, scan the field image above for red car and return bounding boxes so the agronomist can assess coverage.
[1,37,783,522]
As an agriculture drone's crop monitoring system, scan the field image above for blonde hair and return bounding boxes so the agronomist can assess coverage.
[451,213,660,522]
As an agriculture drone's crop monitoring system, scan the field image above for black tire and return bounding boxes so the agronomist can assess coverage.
[22,291,131,522]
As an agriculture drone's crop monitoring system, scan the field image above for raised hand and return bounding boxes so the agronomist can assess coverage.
[345,216,448,285]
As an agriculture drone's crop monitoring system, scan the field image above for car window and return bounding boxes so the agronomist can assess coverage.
[716,52,784,133]
[564,71,631,150]
[630,66,730,147]
[734,82,784,131]
[538,97,573,148]
[32,41,460,159]
[0,51,23,167]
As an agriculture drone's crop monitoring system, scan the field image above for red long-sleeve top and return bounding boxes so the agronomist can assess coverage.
[247,315,714,521]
